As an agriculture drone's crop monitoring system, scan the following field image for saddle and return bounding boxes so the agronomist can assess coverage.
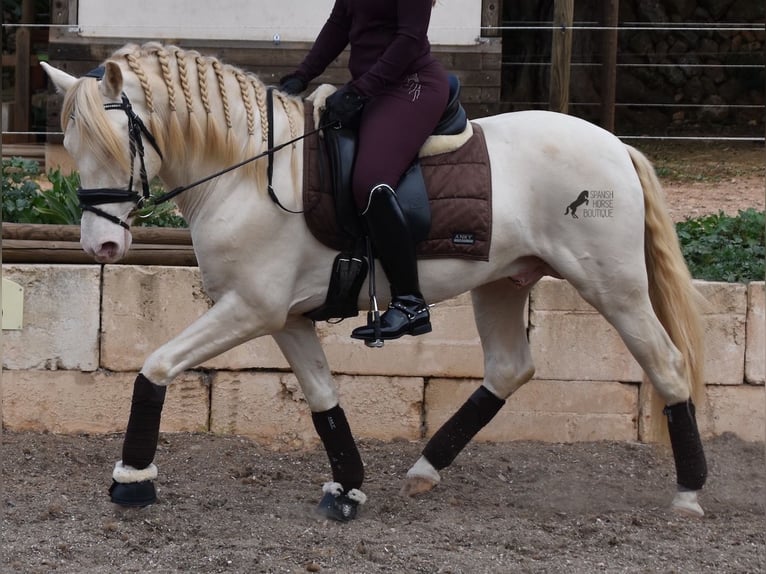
[324,74,468,243]
[305,76,490,322]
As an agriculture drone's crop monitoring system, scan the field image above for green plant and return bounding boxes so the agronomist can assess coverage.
[2,157,45,223]
[677,209,765,283]
[2,157,82,224]
[132,178,187,228]
[2,159,187,228]
[133,200,187,228]
[35,169,82,224]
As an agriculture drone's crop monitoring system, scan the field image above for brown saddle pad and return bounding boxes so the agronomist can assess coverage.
[302,103,492,261]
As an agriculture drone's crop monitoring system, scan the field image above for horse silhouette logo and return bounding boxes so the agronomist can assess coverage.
[565,190,589,218]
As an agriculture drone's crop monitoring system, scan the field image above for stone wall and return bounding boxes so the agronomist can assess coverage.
[3,264,763,447]
[502,0,765,135]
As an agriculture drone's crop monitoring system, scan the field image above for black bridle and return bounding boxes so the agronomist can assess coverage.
[77,92,164,229]
[79,70,329,229]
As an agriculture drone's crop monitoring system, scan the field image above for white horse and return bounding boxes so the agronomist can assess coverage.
[42,42,708,520]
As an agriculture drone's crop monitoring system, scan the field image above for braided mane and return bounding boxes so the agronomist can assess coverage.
[63,42,303,188]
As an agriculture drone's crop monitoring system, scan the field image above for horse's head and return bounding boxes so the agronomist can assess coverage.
[42,60,163,263]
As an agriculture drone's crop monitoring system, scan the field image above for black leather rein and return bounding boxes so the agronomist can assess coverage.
[79,73,331,230]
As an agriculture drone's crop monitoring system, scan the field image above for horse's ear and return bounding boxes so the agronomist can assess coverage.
[40,61,77,94]
[101,61,123,100]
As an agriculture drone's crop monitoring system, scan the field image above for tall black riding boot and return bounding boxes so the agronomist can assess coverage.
[351,184,431,341]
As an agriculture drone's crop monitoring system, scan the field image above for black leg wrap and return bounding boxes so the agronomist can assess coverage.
[665,400,707,491]
[422,386,505,471]
[312,405,364,491]
[122,373,167,470]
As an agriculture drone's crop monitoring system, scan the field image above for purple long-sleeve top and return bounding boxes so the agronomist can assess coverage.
[296,0,437,97]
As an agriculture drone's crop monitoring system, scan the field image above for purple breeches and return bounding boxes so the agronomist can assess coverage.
[352,60,450,210]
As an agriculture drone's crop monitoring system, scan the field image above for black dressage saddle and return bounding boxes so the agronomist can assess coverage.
[322,73,467,242]
[305,74,468,322]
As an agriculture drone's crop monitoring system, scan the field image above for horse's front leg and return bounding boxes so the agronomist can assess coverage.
[110,292,274,507]
[402,283,535,497]
[272,316,366,522]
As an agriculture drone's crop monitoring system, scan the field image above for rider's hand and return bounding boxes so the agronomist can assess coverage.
[279,73,307,96]
[324,87,368,129]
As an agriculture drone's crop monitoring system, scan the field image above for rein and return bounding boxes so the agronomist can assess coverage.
[153,89,326,212]
[79,77,332,229]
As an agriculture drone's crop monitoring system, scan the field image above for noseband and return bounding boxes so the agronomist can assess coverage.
[77,67,163,230]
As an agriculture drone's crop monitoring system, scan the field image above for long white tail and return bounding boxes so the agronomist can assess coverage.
[626,144,706,439]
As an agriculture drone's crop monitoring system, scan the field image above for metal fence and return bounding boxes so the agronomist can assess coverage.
[497,14,765,142]
[2,16,765,144]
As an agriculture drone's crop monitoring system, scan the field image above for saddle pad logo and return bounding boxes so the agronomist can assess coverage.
[452,232,475,245]
[565,190,614,219]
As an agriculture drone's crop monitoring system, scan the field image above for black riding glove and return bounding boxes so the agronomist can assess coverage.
[324,87,368,129]
[279,73,307,96]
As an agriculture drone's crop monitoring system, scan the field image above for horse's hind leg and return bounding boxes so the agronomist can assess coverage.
[402,280,535,496]
[576,281,707,516]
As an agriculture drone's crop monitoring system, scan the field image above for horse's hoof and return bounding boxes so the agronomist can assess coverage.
[400,475,438,498]
[671,490,704,518]
[316,492,359,522]
[315,482,367,522]
[109,479,157,508]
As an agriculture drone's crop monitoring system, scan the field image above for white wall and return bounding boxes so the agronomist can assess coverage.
[77,0,481,45]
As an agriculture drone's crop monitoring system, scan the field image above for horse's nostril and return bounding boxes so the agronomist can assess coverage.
[100,241,119,257]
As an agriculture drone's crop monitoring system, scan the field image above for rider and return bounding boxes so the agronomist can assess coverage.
[280,0,449,342]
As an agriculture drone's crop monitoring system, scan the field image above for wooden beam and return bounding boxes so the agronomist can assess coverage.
[2,239,198,266]
[481,0,503,38]
[2,222,196,266]
[13,27,31,141]
[21,0,35,23]
[549,0,574,114]
[11,0,35,141]
[600,0,619,132]
[1,144,46,159]
[2,223,192,245]
[49,0,77,40]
